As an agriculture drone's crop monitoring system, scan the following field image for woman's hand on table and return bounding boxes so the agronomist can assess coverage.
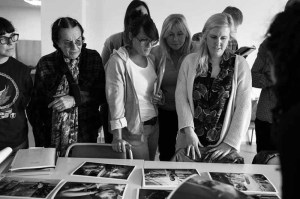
[205,142,232,161]
[184,127,201,160]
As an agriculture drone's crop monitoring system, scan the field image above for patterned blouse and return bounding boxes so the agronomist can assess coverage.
[193,54,236,146]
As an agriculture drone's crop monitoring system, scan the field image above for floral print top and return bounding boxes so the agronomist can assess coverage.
[193,54,236,146]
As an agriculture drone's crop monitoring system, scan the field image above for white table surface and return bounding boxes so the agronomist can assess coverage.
[144,161,282,197]
[0,158,282,198]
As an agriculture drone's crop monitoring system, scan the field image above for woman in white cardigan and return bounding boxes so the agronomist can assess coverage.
[175,13,251,163]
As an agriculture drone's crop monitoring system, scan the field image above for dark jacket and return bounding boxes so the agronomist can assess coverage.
[27,47,106,147]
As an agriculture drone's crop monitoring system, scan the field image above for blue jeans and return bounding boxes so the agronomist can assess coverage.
[122,121,159,160]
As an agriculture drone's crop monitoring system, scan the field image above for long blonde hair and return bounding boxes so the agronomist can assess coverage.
[160,14,192,61]
[197,13,235,76]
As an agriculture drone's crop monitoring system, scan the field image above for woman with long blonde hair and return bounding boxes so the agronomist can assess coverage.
[175,13,251,163]
[151,14,198,161]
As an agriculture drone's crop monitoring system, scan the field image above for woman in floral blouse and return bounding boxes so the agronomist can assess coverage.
[174,13,252,163]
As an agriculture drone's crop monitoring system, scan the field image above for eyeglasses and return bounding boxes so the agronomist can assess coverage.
[0,33,19,45]
[135,37,157,47]
[61,36,84,48]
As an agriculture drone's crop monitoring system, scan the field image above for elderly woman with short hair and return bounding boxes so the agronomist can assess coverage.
[28,17,106,156]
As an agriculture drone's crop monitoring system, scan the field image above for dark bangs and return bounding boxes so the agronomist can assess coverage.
[144,17,159,43]
[0,17,15,36]
[130,15,159,43]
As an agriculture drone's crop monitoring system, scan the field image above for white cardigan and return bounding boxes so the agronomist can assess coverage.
[175,53,252,151]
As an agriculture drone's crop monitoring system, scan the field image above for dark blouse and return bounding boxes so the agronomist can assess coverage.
[193,54,235,146]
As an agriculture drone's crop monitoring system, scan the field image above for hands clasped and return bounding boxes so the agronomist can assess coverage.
[48,95,75,112]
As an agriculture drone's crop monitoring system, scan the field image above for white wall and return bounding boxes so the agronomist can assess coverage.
[1,0,287,59]
[0,6,41,40]
[85,0,286,67]
[41,0,86,55]
[42,0,287,59]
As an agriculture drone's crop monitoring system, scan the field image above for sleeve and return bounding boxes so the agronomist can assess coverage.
[105,56,128,130]
[22,66,33,108]
[251,40,273,88]
[101,38,113,68]
[27,59,49,147]
[82,50,106,106]
[175,56,194,132]
[224,56,252,150]
[150,46,162,69]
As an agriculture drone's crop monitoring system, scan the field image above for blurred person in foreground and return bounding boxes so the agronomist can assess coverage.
[266,2,300,198]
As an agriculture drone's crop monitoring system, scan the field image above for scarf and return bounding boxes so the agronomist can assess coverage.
[51,57,79,156]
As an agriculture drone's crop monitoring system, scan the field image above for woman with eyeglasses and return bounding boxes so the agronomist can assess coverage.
[105,15,162,160]
[27,17,106,156]
[0,17,33,153]
[101,0,150,67]
[100,0,150,144]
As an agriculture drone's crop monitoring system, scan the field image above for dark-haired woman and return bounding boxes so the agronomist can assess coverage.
[101,0,150,144]
[27,17,106,156]
[101,0,150,67]
[0,17,33,153]
[105,15,163,160]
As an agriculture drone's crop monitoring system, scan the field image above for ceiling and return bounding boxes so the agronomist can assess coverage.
[0,0,40,8]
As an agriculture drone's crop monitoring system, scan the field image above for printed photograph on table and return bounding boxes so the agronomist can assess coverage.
[52,181,127,199]
[71,161,135,180]
[209,172,277,194]
[0,176,61,199]
[143,168,205,188]
[137,188,172,199]
[249,194,281,199]
[167,174,252,199]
